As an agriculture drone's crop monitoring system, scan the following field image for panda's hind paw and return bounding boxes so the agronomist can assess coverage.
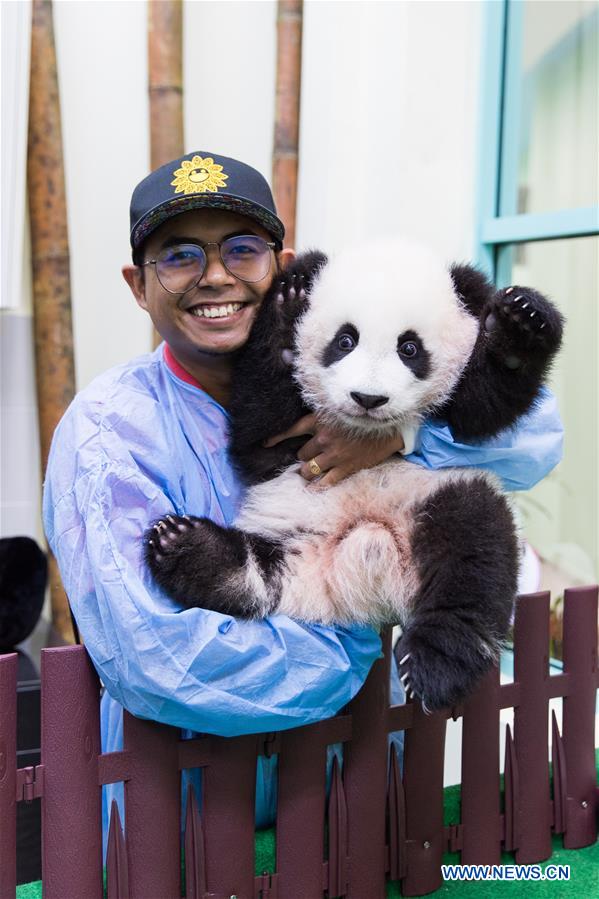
[143,514,202,577]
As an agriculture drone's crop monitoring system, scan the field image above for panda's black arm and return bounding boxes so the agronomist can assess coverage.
[438,274,564,441]
[228,251,327,484]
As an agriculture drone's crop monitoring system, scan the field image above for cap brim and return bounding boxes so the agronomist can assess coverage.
[131,193,285,250]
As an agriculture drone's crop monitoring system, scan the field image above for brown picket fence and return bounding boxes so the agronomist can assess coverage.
[1,586,598,899]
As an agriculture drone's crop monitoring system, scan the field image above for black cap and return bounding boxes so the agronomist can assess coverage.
[130,152,285,253]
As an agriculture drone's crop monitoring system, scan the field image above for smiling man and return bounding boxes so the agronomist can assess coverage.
[43,151,563,833]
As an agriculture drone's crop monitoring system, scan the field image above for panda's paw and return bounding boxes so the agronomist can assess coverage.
[485,286,563,361]
[395,631,484,713]
[144,514,203,580]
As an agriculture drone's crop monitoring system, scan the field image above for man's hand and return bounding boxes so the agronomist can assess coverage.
[264,413,405,488]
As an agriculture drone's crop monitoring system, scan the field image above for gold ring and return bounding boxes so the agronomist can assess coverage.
[308,458,322,476]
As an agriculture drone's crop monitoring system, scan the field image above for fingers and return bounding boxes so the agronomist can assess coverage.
[263,413,318,447]
[298,453,329,481]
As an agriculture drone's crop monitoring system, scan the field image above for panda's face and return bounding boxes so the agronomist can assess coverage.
[293,237,479,435]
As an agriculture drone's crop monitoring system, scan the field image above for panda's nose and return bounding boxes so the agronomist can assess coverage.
[350,391,389,410]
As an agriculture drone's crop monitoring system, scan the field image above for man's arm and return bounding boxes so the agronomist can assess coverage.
[43,401,382,737]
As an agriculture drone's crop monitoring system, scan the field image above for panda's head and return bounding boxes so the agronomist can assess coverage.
[293,236,479,437]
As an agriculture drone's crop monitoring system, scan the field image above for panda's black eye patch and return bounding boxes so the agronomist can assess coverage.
[397,330,430,379]
[322,323,359,367]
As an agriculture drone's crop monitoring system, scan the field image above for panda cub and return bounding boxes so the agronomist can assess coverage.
[145,237,563,711]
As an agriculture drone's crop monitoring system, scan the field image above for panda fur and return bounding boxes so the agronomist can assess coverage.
[145,236,563,711]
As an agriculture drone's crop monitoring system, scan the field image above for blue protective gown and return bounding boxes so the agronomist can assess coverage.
[42,344,562,833]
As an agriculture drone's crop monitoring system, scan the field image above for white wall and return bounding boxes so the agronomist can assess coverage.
[2,0,484,540]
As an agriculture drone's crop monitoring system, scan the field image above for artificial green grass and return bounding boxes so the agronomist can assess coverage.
[17,754,599,898]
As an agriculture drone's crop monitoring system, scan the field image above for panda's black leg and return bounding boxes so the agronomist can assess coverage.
[144,515,284,617]
[395,476,518,712]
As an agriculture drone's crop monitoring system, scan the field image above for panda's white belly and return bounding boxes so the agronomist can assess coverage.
[235,460,501,625]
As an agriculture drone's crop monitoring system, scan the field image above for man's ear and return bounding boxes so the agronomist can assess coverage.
[122,265,148,310]
[278,248,296,271]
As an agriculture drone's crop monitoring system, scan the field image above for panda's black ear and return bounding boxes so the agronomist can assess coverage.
[450,264,494,317]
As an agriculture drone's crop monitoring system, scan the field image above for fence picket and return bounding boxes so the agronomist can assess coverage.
[561,585,598,848]
[512,592,553,862]
[343,630,391,899]
[400,702,446,896]
[276,720,329,898]
[122,711,181,898]
[460,665,502,863]
[202,734,256,896]
[40,646,103,898]
[106,798,129,898]
[0,653,17,898]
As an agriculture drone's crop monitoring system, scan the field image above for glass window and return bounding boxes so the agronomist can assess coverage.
[498,236,599,586]
[500,2,598,216]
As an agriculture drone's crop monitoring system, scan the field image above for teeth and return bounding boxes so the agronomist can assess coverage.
[190,303,243,318]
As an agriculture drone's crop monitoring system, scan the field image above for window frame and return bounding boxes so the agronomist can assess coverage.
[475,0,599,283]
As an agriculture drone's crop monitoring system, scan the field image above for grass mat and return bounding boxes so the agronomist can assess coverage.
[17,755,599,898]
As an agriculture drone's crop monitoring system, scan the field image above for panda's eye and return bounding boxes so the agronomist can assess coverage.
[338,333,356,351]
[399,341,418,357]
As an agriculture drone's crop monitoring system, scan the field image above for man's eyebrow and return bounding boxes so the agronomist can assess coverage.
[158,230,260,250]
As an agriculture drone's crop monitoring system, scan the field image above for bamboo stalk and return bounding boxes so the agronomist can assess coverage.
[27,0,76,643]
[148,0,184,170]
[148,0,184,350]
[272,0,303,249]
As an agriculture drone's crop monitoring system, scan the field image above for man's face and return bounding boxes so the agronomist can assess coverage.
[124,209,292,362]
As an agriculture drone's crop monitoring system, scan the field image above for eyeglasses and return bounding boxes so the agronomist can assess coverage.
[141,235,276,294]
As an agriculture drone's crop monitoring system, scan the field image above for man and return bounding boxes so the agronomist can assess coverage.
[43,151,562,824]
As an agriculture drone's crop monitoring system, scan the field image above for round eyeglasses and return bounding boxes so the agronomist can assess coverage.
[141,235,276,294]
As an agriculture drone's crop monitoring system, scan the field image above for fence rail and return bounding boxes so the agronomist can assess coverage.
[1,586,598,898]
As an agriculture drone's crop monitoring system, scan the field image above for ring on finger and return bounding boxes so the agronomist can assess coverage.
[308,458,322,476]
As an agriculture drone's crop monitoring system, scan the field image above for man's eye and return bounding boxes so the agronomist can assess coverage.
[165,248,200,266]
[228,243,258,256]
[338,334,356,351]
[399,341,418,357]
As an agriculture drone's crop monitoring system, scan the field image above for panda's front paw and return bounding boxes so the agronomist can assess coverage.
[484,286,563,362]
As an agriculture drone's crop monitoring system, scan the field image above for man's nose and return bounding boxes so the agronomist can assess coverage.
[200,245,235,286]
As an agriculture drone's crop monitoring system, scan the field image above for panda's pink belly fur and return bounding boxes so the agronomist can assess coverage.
[236,460,467,625]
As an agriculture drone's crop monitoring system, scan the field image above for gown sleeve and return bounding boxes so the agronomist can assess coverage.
[407,386,563,492]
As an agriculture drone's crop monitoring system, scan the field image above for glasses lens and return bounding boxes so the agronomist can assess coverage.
[221,236,271,282]
[156,244,205,293]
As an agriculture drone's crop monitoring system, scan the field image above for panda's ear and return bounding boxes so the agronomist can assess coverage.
[450,264,494,318]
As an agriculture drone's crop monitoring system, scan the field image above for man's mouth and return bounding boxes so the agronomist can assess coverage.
[187,302,246,319]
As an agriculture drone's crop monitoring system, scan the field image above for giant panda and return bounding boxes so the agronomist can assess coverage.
[145,237,563,711]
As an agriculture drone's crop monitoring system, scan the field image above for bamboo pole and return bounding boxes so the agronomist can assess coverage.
[148,0,184,349]
[27,0,76,643]
[272,0,303,249]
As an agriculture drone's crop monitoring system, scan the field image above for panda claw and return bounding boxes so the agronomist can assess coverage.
[398,652,411,666]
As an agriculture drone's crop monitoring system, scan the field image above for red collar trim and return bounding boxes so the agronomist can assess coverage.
[163,344,203,390]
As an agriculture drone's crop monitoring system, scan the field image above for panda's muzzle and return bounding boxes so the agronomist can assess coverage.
[350,391,390,410]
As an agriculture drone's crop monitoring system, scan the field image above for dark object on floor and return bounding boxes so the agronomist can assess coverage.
[0,535,46,884]
[0,536,47,650]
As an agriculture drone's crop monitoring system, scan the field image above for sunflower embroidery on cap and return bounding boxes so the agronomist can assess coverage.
[171,156,228,195]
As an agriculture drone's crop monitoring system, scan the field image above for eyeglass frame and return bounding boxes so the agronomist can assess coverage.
[139,236,278,294]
